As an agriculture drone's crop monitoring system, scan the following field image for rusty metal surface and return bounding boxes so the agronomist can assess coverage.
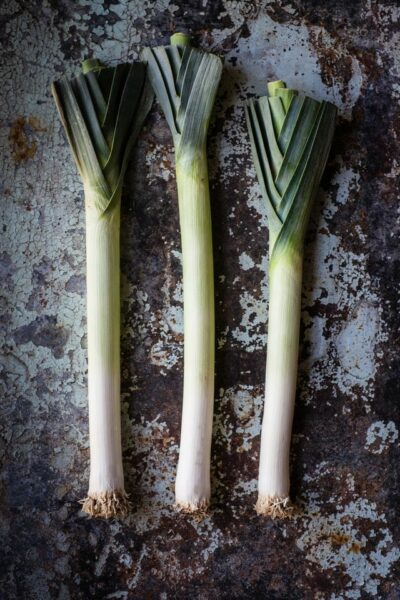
[1,1,399,598]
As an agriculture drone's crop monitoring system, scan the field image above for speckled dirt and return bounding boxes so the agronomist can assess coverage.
[1,1,399,599]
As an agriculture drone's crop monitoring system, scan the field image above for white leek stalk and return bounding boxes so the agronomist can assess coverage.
[52,59,153,518]
[142,34,222,512]
[246,81,336,517]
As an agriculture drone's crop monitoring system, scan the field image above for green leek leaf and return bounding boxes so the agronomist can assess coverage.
[142,36,222,156]
[245,81,336,255]
[52,59,153,215]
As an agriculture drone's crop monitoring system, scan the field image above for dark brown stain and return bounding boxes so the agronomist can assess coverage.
[9,116,46,163]
[326,531,362,554]
[349,542,362,554]
[308,30,355,104]
[329,531,351,547]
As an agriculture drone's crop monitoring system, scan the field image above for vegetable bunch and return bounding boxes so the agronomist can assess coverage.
[53,42,336,521]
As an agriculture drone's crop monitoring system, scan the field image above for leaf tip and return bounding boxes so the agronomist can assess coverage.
[170,32,191,47]
[82,58,103,74]
[267,80,287,96]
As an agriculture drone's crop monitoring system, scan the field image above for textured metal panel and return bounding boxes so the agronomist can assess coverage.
[0,1,399,598]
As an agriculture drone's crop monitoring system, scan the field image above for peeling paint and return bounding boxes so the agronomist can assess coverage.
[297,496,400,599]
[365,420,398,455]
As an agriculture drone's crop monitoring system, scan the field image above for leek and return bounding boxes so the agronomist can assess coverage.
[142,34,222,512]
[246,81,336,517]
[52,59,153,518]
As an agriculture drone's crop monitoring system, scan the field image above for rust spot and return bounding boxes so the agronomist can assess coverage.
[308,30,354,104]
[328,532,362,554]
[329,531,351,547]
[162,436,174,447]
[9,116,46,163]
[27,116,46,132]
[318,227,330,235]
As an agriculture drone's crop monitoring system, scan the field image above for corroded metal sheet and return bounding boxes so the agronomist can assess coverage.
[1,1,399,598]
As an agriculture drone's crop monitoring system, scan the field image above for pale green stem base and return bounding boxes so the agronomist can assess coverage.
[174,152,215,512]
[83,191,126,518]
[257,251,302,517]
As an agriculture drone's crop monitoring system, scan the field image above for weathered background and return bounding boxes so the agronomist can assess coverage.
[1,0,399,598]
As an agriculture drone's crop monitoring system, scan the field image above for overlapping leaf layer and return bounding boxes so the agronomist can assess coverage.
[142,36,222,155]
[52,60,153,215]
[246,81,336,257]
